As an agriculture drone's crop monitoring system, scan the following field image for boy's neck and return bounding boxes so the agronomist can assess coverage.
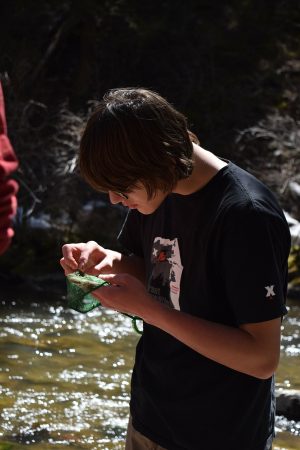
[173,144,228,195]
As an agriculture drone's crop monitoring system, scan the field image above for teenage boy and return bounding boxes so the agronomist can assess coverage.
[61,88,291,450]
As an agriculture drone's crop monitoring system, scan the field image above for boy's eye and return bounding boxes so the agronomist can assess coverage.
[115,192,129,200]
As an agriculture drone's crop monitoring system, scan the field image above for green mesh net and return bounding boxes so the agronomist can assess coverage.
[66,271,143,334]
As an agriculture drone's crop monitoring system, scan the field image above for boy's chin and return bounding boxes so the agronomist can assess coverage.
[137,206,156,215]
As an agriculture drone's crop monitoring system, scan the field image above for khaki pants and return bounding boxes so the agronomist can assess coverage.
[125,417,168,450]
[125,417,273,450]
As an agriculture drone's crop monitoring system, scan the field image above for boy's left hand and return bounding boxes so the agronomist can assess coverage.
[92,273,155,318]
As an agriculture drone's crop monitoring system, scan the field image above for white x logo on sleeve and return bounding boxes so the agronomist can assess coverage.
[265,285,275,298]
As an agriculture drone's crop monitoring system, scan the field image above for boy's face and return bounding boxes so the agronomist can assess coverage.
[108,183,168,215]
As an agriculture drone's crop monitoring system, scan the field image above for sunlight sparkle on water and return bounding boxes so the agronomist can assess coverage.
[1,297,298,448]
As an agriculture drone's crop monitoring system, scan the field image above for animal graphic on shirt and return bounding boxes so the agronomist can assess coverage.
[148,237,183,310]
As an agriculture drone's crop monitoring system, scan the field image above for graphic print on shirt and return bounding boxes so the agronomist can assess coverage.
[148,237,183,310]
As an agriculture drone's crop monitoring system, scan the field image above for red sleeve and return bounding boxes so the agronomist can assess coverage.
[0,81,19,255]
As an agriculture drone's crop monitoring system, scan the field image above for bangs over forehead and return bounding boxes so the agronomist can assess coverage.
[80,105,143,193]
[79,88,195,197]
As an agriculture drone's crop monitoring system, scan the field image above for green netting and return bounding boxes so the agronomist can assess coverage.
[67,271,109,313]
[66,271,143,334]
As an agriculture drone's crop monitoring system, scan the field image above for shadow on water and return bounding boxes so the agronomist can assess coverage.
[0,282,299,450]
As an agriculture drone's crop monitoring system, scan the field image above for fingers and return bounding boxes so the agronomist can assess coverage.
[60,241,105,274]
[78,241,100,271]
[100,273,131,286]
[61,244,82,271]
[100,273,119,284]
[60,257,75,275]
[93,260,112,274]
[92,280,122,303]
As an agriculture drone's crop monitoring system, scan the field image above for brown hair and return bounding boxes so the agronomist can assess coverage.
[79,88,199,198]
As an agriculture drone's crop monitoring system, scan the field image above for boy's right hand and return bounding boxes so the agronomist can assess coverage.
[60,240,121,276]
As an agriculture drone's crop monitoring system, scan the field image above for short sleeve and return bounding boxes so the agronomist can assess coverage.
[118,210,144,258]
[220,206,290,324]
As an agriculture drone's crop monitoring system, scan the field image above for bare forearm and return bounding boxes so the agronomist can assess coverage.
[101,248,145,283]
[117,253,146,283]
[142,301,280,379]
[93,264,281,379]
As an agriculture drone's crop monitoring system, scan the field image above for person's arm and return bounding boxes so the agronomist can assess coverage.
[0,81,19,255]
[144,300,281,379]
[93,273,281,380]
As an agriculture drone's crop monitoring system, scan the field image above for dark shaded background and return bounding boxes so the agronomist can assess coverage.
[0,0,300,280]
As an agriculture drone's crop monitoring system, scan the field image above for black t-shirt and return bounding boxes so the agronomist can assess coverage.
[118,162,291,450]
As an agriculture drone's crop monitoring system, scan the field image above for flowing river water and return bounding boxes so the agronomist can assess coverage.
[0,286,299,450]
